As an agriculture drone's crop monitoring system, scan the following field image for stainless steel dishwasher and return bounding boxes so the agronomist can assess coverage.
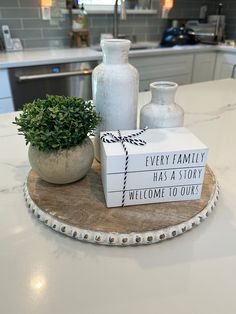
[9,61,98,110]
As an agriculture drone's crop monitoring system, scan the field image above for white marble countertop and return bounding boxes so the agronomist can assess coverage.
[0,44,229,69]
[1,79,236,314]
[0,47,102,68]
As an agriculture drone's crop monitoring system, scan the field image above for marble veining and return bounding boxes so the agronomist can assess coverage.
[183,103,236,127]
[0,161,28,169]
[0,184,23,194]
[0,79,236,314]
[185,114,222,127]
[186,103,236,116]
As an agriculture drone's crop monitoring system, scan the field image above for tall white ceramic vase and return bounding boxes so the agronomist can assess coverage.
[92,39,139,159]
[140,81,184,129]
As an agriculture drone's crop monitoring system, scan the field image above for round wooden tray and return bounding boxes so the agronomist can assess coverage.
[24,161,219,246]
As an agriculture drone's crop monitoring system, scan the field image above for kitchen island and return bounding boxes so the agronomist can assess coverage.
[2,43,236,114]
[0,79,236,314]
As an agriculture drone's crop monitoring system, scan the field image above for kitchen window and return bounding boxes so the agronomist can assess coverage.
[75,0,120,13]
[82,0,116,4]
[81,0,121,11]
[79,1,157,13]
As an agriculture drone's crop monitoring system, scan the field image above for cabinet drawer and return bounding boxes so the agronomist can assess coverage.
[214,53,236,79]
[192,52,216,83]
[0,70,12,98]
[130,54,193,84]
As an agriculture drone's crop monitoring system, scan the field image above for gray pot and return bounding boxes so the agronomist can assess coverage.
[28,137,94,184]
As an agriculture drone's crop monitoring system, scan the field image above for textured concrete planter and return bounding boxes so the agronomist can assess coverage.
[28,137,94,184]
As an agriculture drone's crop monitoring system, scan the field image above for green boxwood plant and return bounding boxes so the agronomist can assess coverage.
[14,95,101,152]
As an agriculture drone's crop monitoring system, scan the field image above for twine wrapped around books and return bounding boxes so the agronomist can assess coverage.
[101,128,147,207]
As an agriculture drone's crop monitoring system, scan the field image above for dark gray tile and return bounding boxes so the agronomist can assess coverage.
[90,16,111,27]
[91,24,109,33]
[135,33,146,42]
[90,35,100,45]
[133,25,148,33]
[118,26,135,35]
[118,26,134,36]
[50,17,68,27]
[132,15,148,25]
[1,8,40,18]
[23,18,50,28]
[42,28,69,38]
[146,32,159,42]
[19,0,40,7]
[0,0,19,7]
[0,19,22,29]
[23,38,68,48]
[11,29,42,40]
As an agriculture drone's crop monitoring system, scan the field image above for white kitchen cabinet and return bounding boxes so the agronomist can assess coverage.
[192,52,216,83]
[0,69,14,113]
[130,54,194,91]
[214,53,236,79]
[0,98,14,114]
[0,69,12,98]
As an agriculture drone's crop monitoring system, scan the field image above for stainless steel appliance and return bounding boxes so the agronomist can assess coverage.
[185,18,225,45]
[208,2,225,43]
[208,14,225,43]
[186,3,225,45]
[192,3,225,44]
[9,61,97,110]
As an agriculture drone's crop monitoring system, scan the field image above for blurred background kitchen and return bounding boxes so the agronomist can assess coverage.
[1,0,236,115]
[0,0,235,49]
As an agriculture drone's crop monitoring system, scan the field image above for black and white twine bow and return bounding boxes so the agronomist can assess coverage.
[101,128,147,207]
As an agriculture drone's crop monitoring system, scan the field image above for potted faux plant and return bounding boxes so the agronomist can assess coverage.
[14,95,101,184]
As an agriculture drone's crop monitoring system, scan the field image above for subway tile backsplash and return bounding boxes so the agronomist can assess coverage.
[1,8,40,19]
[0,0,233,49]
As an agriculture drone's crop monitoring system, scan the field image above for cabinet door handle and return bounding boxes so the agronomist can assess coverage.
[231,64,236,78]
[17,69,92,82]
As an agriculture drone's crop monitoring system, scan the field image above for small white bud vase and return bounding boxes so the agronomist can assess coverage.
[140,81,184,129]
[92,39,139,159]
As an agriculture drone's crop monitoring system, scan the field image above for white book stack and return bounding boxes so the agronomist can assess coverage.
[100,127,208,208]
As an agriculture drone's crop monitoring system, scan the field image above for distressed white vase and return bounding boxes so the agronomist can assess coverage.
[92,39,139,159]
[140,81,184,129]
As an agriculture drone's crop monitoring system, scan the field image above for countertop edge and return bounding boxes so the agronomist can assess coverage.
[0,45,227,69]
[0,55,102,69]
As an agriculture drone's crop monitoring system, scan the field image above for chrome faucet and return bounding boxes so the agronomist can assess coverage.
[113,0,127,38]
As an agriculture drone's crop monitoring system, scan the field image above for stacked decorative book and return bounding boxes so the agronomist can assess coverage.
[100,127,208,208]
